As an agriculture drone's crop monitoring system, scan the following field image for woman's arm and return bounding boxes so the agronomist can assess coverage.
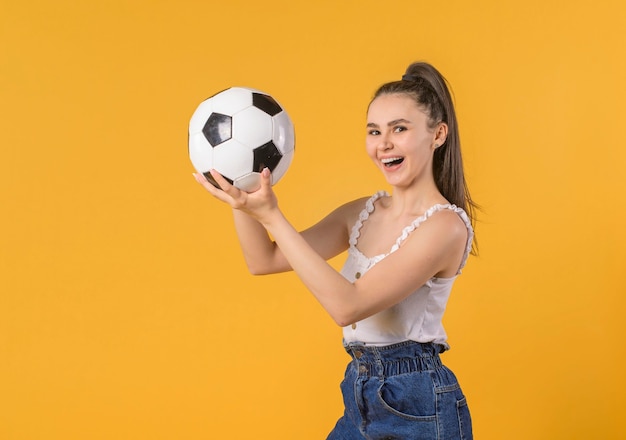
[263,206,467,326]
[195,169,467,327]
[231,205,355,275]
[231,210,282,274]
[195,172,361,275]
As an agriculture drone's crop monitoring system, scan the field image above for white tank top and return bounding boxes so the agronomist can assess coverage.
[340,191,473,349]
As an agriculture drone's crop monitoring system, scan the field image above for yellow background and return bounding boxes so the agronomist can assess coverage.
[1,0,625,438]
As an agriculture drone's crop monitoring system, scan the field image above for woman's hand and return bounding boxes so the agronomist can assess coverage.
[193,168,280,226]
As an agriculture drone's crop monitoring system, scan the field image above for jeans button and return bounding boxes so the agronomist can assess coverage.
[359,365,368,374]
[354,350,363,359]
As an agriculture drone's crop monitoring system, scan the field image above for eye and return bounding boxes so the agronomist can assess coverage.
[367,129,380,136]
[393,125,407,133]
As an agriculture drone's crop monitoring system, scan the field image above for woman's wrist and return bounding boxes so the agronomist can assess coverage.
[259,208,287,232]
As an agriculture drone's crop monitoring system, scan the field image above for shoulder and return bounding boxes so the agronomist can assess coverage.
[324,194,379,230]
[405,207,470,262]
[387,207,469,277]
[421,207,469,239]
[331,196,370,221]
[333,193,381,215]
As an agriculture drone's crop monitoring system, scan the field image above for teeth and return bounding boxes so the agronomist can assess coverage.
[381,157,403,164]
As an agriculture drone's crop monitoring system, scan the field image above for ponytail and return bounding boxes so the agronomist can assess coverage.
[373,62,478,253]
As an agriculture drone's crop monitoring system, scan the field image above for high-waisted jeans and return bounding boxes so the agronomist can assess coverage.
[327,340,473,440]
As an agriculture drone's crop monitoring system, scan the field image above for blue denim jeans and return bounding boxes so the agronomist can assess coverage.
[327,341,473,440]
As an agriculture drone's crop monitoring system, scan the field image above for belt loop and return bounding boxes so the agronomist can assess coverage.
[371,346,385,378]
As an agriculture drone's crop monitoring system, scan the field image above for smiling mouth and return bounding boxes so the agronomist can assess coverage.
[381,157,404,167]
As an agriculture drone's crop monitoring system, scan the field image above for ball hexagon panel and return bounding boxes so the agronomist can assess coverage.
[272,111,295,154]
[210,87,253,115]
[189,100,213,134]
[232,106,273,148]
[270,149,294,185]
[212,139,253,182]
[202,113,232,147]
[233,172,262,192]
[188,132,213,172]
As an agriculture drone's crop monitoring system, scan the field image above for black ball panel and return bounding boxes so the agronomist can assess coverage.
[203,113,232,147]
[252,93,282,116]
[253,141,283,172]
[202,170,233,189]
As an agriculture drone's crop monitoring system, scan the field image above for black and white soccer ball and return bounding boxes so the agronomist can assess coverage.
[188,87,295,192]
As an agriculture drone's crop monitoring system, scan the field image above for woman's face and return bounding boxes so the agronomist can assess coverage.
[366,93,444,188]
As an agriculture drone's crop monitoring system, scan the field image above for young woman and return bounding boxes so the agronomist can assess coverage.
[194,62,477,440]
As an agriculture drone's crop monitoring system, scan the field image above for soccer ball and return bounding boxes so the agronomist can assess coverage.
[188,87,295,192]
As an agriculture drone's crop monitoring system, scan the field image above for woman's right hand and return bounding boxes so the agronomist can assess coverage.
[193,168,280,227]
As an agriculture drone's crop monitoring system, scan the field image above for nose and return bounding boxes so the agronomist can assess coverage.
[378,135,393,151]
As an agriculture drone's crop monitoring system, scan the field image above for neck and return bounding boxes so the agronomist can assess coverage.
[386,181,447,218]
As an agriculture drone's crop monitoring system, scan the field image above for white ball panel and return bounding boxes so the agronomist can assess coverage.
[233,172,261,192]
[232,106,273,148]
[209,87,253,116]
[272,111,295,154]
[212,139,253,181]
[189,133,213,172]
[189,99,213,134]
[241,86,265,95]
[270,149,294,185]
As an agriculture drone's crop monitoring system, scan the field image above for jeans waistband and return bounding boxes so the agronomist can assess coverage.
[344,340,444,377]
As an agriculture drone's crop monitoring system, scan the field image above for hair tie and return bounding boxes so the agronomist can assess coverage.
[402,74,418,82]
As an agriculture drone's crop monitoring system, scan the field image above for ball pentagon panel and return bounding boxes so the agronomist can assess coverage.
[252,93,283,116]
[202,113,232,147]
[252,141,283,173]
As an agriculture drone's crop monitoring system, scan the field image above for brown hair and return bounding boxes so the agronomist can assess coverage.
[372,62,478,252]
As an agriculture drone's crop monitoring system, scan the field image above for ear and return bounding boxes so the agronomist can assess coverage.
[433,122,448,149]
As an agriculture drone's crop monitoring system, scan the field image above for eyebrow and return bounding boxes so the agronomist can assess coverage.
[366,118,412,128]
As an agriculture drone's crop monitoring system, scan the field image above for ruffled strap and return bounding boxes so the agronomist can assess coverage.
[348,191,388,247]
[389,204,474,274]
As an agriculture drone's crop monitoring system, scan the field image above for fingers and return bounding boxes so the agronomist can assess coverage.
[259,167,271,191]
[193,168,280,225]
[193,170,229,192]
[209,169,235,191]
[193,172,220,194]
[193,168,275,214]
[194,169,257,212]
[193,171,236,203]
